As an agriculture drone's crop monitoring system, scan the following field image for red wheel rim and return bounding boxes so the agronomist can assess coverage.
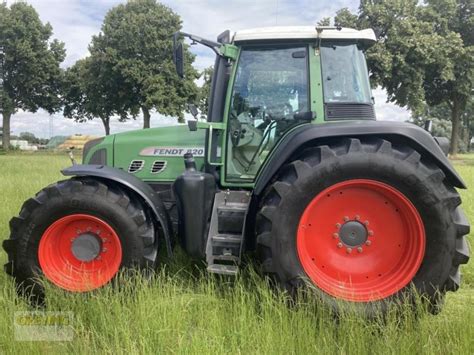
[297,179,425,302]
[38,214,122,292]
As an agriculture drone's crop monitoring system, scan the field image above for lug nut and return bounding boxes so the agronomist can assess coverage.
[96,230,101,235]
[343,216,349,222]
[102,238,108,242]
[96,256,101,260]
[346,248,352,254]
[337,242,343,248]
[87,227,92,232]
[76,230,81,235]
[336,223,341,228]
[366,240,372,246]
[364,221,369,226]
[355,215,360,220]
[368,230,374,236]
[102,248,107,253]
[357,247,363,253]
[333,233,339,239]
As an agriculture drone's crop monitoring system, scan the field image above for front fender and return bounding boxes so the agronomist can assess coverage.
[254,121,466,196]
[62,164,173,256]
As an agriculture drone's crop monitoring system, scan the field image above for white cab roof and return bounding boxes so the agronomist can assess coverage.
[233,26,376,43]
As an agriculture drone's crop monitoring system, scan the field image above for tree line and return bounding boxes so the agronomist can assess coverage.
[0,0,472,154]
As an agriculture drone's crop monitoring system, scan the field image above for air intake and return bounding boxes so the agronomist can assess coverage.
[325,103,376,120]
[151,160,167,174]
[128,160,144,173]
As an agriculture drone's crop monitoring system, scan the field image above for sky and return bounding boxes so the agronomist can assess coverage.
[6,0,411,139]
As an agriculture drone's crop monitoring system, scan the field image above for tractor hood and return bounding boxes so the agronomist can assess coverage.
[113,125,206,182]
[83,125,205,182]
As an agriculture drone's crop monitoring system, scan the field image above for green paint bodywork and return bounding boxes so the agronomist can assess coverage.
[83,134,115,166]
[309,46,325,124]
[85,125,206,183]
[114,125,206,182]
[219,44,239,60]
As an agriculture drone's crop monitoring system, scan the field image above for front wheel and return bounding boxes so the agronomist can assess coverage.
[3,178,157,300]
[256,138,470,315]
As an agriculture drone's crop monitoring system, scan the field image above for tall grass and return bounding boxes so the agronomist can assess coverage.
[0,153,472,354]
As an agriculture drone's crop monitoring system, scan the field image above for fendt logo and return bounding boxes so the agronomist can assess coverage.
[139,146,205,157]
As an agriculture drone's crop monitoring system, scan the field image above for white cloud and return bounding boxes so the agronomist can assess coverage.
[18,0,115,67]
[6,0,410,138]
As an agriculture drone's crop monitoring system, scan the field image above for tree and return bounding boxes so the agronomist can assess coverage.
[334,0,473,155]
[0,2,65,150]
[412,99,474,152]
[63,55,131,135]
[19,132,36,144]
[18,131,48,145]
[63,59,116,135]
[88,0,198,129]
[466,100,474,151]
[334,8,359,28]
[317,17,331,26]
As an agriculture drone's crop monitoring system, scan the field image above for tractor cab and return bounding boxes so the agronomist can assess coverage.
[173,26,377,184]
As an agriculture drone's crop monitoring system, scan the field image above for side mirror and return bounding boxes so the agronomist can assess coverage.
[187,103,199,119]
[187,120,198,131]
[173,33,184,78]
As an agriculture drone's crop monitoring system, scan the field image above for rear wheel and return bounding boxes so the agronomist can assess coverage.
[3,178,157,300]
[256,138,470,314]
[297,179,425,302]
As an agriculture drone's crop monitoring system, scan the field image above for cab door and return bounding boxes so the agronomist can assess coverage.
[221,44,311,185]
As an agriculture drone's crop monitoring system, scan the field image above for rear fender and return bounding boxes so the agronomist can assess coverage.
[62,164,173,256]
[254,121,466,196]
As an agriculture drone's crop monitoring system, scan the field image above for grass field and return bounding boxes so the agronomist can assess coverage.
[0,153,473,354]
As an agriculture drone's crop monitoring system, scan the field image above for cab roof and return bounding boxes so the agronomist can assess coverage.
[233,26,376,44]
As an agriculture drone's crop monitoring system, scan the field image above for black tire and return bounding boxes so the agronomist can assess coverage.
[3,178,157,302]
[256,138,470,315]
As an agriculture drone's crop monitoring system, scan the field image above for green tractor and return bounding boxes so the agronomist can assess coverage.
[3,26,470,315]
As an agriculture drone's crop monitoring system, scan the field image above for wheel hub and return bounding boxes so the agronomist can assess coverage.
[71,233,102,262]
[339,221,367,247]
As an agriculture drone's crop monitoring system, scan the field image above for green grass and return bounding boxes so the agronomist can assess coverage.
[0,153,473,354]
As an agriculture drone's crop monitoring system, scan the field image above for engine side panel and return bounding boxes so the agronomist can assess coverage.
[113,125,206,182]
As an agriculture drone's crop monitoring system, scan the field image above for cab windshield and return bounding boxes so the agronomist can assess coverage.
[320,42,371,104]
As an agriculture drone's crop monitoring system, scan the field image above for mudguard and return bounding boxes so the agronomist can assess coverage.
[62,164,173,256]
[254,121,466,196]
